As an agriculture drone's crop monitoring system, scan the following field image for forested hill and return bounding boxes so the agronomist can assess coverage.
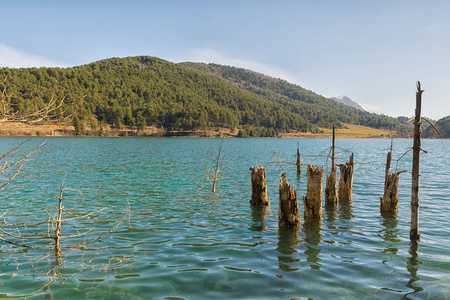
[180,62,399,130]
[0,56,401,136]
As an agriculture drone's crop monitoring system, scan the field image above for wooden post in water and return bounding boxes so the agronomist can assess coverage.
[303,165,324,219]
[325,125,338,206]
[279,173,301,227]
[338,153,354,201]
[411,81,423,240]
[249,167,269,207]
[296,142,302,174]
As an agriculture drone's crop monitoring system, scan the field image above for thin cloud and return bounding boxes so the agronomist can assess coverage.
[0,44,70,68]
[181,48,306,87]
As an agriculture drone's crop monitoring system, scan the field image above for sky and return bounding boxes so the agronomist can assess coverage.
[1,0,449,120]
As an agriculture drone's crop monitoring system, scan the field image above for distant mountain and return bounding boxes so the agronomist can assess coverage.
[330,95,366,112]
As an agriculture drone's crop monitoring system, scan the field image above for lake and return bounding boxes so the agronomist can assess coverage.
[0,137,449,299]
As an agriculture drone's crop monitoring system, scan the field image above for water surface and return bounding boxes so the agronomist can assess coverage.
[0,137,449,299]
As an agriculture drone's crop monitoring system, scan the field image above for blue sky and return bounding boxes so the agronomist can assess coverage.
[1,0,449,120]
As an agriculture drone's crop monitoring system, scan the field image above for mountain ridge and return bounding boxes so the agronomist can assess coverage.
[330,95,366,111]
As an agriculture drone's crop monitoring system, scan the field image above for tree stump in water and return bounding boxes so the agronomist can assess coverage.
[325,170,337,206]
[296,143,301,174]
[303,165,323,219]
[338,153,354,201]
[249,167,269,207]
[381,173,401,212]
[279,172,300,227]
[380,151,406,213]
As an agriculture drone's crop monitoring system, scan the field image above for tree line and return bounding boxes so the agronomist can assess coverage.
[0,56,417,137]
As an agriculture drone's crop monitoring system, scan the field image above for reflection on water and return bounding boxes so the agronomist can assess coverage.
[324,203,337,224]
[338,200,353,224]
[379,211,424,298]
[249,205,268,232]
[403,240,424,299]
[276,227,300,272]
[44,266,56,300]
[302,219,322,270]
[379,212,400,255]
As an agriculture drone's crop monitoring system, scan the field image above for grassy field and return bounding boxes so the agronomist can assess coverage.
[281,124,396,138]
[0,122,396,138]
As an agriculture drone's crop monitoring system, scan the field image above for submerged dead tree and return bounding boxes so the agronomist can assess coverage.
[202,138,226,193]
[303,165,324,219]
[380,150,406,213]
[410,82,423,240]
[404,82,441,239]
[296,142,301,174]
[249,167,269,207]
[279,173,300,227]
[325,125,338,206]
[0,175,130,263]
[338,153,354,201]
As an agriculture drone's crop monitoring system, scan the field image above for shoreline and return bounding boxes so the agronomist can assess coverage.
[0,122,400,139]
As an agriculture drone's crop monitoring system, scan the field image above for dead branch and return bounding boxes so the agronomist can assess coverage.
[0,140,46,191]
[0,76,66,124]
[267,149,297,170]
[88,200,130,243]
[0,176,131,265]
[405,115,415,124]
[421,116,442,137]
[0,236,33,248]
[201,138,227,193]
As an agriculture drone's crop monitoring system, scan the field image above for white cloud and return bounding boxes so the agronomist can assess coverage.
[0,44,70,68]
[179,48,306,86]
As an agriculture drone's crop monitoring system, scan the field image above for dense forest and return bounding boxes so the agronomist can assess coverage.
[0,56,419,136]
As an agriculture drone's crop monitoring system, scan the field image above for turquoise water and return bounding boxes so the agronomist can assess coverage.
[0,137,449,299]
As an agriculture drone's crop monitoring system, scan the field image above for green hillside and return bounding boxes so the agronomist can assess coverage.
[181,62,401,130]
[0,56,402,136]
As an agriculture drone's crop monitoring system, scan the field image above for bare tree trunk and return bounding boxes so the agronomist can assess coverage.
[325,125,337,206]
[249,167,269,206]
[338,153,354,201]
[411,82,423,240]
[296,142,301,174]
[212,138,224,193]
[303,165,323,219]
[54,180,64,262]
[279,173,300,227]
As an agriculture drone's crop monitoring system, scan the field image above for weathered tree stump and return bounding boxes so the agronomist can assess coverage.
[296,142,302,174]
[303,165,323,219]
[325,125,337,206]
[380,172,401,212]
[325,171,338,206]
[279,173,300,227]
[380,151,405,213]
[338,153,354,201]
[249,167,269,207]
